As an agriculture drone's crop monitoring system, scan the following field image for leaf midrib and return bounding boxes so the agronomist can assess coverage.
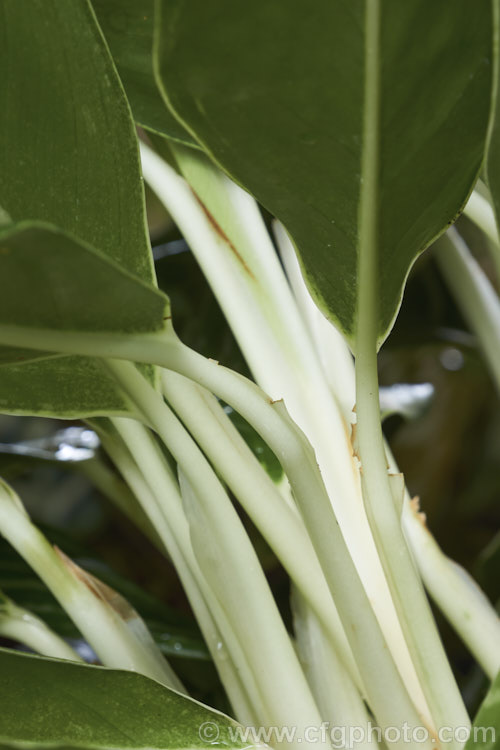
[356,0,381,349]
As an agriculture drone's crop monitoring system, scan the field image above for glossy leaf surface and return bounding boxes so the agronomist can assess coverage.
[0,649,247,750]
[0,223,168,416]
[156,0,492,346]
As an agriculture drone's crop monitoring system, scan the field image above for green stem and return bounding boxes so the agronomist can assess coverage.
[105,359,326,749]
[435,228,500,395]
[354,1,468,739]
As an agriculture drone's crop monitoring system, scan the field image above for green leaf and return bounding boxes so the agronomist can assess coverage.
[0,350,61,367]
[225,407,283,484]
[486,1,500,241]
[0,357,128,418]
[91,0,196,149]
[0,0,163,416]
[0,222,169,417]
[0,223,168,337]
[464,669,500,749]
[155,0,492,347]
[0,648,249,750]
[0,0,153,283]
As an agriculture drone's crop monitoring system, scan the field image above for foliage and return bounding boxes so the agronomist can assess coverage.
[0,2,500,749]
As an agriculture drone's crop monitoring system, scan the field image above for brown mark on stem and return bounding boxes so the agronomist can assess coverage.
[191,190,255,279]
[54,546,137,622]
[410,495,428,527]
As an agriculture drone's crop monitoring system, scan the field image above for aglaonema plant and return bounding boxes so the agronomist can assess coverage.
[0,1,499,749]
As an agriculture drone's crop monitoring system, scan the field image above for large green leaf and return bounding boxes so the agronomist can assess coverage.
[465,669,500,749]
[0,0,153,283]
[0,223,169,416]
[0,0,161,415]
[155,0,492,347]
[91,0,196,148]
[0,648,248,750]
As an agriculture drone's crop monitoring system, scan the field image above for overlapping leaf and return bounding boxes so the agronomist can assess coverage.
[91,0,196,148]
[0,223,169,416]
[155,0,492,347]
[0,0,164,415]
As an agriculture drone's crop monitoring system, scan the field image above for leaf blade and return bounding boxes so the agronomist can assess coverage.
[0,0,167,416]
[0,648,248,750]
[0,222,169,417]
[0,0,154,283]
[155,0,492,345]
[0,222,168,336]
[464,668,500,749]
[91,0,197,148]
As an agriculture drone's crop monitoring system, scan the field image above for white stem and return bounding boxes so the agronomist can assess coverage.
[100,420,260,725]
[275,224,430,716]
[0,479,181,690]
[291,588,380,750]
[161,369,361,691]
[0,594,82,662]
[141,141,426,719]
[436,228,500,394]
[177,469,277,730]
[274,220,356,421]
[305,258,500,689]
[152,346,432,744]
[140,140,290,396]
[0,325,451,738]
[463,189,500,247]
[402,500,500,681]
[105,359,326,749]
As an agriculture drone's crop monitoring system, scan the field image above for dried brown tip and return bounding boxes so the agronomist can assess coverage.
[54,546,139,622]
